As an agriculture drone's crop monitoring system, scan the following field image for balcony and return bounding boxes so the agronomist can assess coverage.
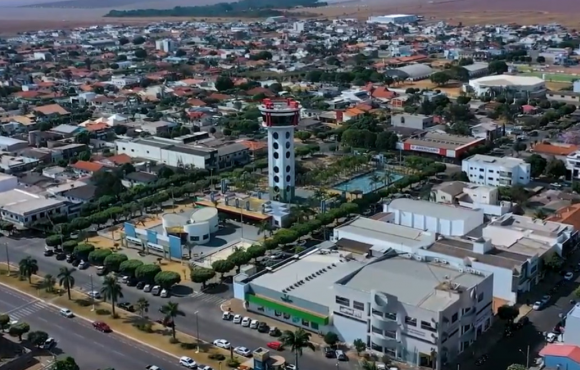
[371,316,400,332]
[498,171,512,178]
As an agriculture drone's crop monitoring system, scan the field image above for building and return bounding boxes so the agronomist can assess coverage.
[540,344,580,370]
[563,303,580,346]
[260,98,300,203]
[566,151,580,180]
[0,137,28,152]
[462,155,531,186]
[383,199,484,237]
[468,75,546,97]
[391,113,434,130]
[433,182,512,216]
[0,189,66,227]
[155,39,176,53]
[0,173,18,193]
[234,245,493,370]
[398,132,486,160]
[161,207,219,245]
[367,14,418,24]
[385,64,434,82]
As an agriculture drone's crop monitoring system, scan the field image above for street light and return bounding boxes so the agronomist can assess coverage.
[519,345,530,369]
[90,274,95,312]
[195,311,200,353]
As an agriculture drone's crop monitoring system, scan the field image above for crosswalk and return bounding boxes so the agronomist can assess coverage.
[6,300,52,321]
[189,291,229,305]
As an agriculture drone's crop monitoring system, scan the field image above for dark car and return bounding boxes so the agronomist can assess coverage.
[118,302,135,312]
[56,253,66,261]
[71,259,80,267]
[136,281,145,290]
[127,279,138,287]
[66,254,75,263]
[324,347,336,358]
[257,322,269,333]
[44,249,54,257]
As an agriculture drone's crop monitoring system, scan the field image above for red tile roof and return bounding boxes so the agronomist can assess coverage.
[72,161,103,173]
[540,344,580,364]
[106,153,132,165]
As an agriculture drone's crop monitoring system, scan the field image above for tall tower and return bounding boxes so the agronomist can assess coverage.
[259,98,300,203]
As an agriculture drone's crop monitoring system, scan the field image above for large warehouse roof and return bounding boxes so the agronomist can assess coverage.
[471,74,544,86]
[386,64,434,79]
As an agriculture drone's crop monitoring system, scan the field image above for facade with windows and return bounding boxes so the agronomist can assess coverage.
[462,154,531,186]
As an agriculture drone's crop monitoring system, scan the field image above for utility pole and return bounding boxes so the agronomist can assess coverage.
[194,311,200,353]
[90,274,95,312]
[4,242,10,275]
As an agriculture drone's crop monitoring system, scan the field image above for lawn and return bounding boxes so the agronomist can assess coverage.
[522,71,578,82]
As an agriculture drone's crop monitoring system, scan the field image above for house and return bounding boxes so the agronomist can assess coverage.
[33,104,69,117]
[50,124,85,137]
[71,161,104,176]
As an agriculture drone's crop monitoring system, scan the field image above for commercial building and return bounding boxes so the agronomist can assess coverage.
[385,64,434,82]
[0,173,18,193]
[383,199,484,237]
[161,207,219,245]
[0,189,66,227]
[468,75,546,97]
[234,244,494,370]
[367,14,418,24]
[563,303,580,346]
[398,132,486,159]
[155,39,176,53]
[260,98,300,203]
[462,155,531,186]
[433,182,512,216]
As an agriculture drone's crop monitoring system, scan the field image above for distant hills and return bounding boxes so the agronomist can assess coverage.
[104,0,326,18]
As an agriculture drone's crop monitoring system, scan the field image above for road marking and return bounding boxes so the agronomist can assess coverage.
[6,301,52,321]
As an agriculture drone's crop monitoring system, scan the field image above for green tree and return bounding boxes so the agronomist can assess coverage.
[323,332,339,347]
[280,328,316,370]
[353,338,366,355]
[215,76,234,91]
[19,257,38,283]
[100,275,124,316]
[45,235,63,247]
[73,243,95,261]
[545,158,567,179]
[257,220,274,239]
[88,249,113,266]
[190,267,216,288]
[27,330,49,346]
[53,356,80,370]
[154,271,181,289]
[136,297,149,317]
[135,264,162,284]
[134,48,147,59]
[497,304,519,323]
[58,267,76,300]
[119,259,144,278]
[506,364,526,370]
[430,72,450,86]
[8,322,30,341]
[246,244,266,261]
[104,253,128,272]
[0,314,9,332]
[488,60,509,75]
[62,240,78,254]
[43,274,56,293]
[227,250,251,273]
[525,154,547,178]
[212,259,235,279]
[160,301,185,339]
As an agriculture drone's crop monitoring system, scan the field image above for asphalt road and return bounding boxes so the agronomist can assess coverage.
[1,236,349,370]
[0,283,185,370]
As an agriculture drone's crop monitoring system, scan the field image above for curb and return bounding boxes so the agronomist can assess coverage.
[0,280,182,360]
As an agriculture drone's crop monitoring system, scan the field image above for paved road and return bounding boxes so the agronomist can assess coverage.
[1,237,349,370]
[0,284,184,370]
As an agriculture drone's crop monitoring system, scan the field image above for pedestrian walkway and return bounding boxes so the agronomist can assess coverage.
[189,291,229,305]
[6,300,52,321]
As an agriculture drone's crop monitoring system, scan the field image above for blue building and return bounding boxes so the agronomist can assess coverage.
[540,344,580,370]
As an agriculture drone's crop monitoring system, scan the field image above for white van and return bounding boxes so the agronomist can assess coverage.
[151,285,161,295]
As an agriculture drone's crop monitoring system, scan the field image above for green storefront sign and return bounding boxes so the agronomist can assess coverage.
[246,294,329,326]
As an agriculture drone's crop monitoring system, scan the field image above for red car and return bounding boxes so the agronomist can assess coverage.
[93,321,112,333]
[267,341,282,351]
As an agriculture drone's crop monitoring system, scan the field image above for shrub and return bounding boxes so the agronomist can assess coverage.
[62,240,78,254]
[95,309,111,315]
[76,299,91,307]
[226,359,240,368]
[169,337,180,344]
[208,354,226,361]
[181,342,196,350]
[133,322,153,333]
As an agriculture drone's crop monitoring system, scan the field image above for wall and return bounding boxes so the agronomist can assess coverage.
[457,201,511,216]
[387,207,467,237]
[543,356,580,370]
[0,175,18,193]
[115,141,206,169]
[332,227,434,254]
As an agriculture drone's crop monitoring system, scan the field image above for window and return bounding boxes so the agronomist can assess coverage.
[190,236,200,241]
[372,326,382,334]
[385,348,396,357]
[385,312,397,321]
[371,342,382,352]
[336,296,350,306]
[405,317,417,326]
[257,306,265,312]
[462,324,471,334]
[353,301,365,311]
[372,309,383,317]
[311,322,319,330]
[384,330,396,339]
[301,319,310,327]
[274,311,281,317]
[421,321,436,332]
[477,292,484,303]
[283,313,291,320]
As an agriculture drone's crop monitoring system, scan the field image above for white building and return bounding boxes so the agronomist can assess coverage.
[383,199,484,237]
[468,75,546,97]
[0,173,18,193]
[110,75,140,89]
[434,182,512,216]
[260,98,300,203]
[462,154,531,186]
[161,207,218,245]
[155,39,176,53]
[367,14,418,24]
[566,151,580,180]
[0,189,66,227]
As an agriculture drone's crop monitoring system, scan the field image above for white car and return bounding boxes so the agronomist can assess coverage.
[143,284,152,292]
[250,319,259,329]
[88,291,101,299]
[547,332,558,343]
[160,289,169,298]
[146,366,162,370]
[241,317,251,327]
[222,311,232,320]
[532,301,543,310]
[40,338,56,349]
[233,314,242,324]
[199,366,213,370]
[213,339,231,349]
[234,346,252,357]
[59,308,74,318]
[285,365,297,370]
[565,272,574,281]
[179,356,197,368]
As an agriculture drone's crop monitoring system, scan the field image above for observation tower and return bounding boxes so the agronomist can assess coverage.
[259,98,300,203]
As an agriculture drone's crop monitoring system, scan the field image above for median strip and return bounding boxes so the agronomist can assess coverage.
[0,265,242,369]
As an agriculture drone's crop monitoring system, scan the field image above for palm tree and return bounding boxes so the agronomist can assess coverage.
[184,242,196,259]
[18,257,38,283]
[280,328,315,370]
[369,173,381,191]
[257,220,274,240]
[160,301,185,339]
[43,274,56,293]
[58,267,76,300]
[100,275,124,316]
[135,298,149,317]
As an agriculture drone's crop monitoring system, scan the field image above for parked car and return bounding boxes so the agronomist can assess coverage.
[234,346,252,357]
[88,291,101,299]
[222,311,232,320]
[96,266,107,276]
[66,254,75,263]
[93,321,111,332]
[55,253,66,260]
[257,322,269,333]
[250,319,259,329]
[213,339,231,349]
[565,272,575,281]
[233,315,242,324]
[324,347,336,358]
[179,356,197,368]
[241,317,251,327]
[118,302,135,312]
[151,285,161,296]
[269,327,281,337]
[71,259,80,267]
[143,284,152,292]
[39,338,56,349]
[335,350,348,361]
[78,260,89,270]
[267,341,282,351]
[160,289,169,298]
[44,249,54,257]
[136,281,145,290]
